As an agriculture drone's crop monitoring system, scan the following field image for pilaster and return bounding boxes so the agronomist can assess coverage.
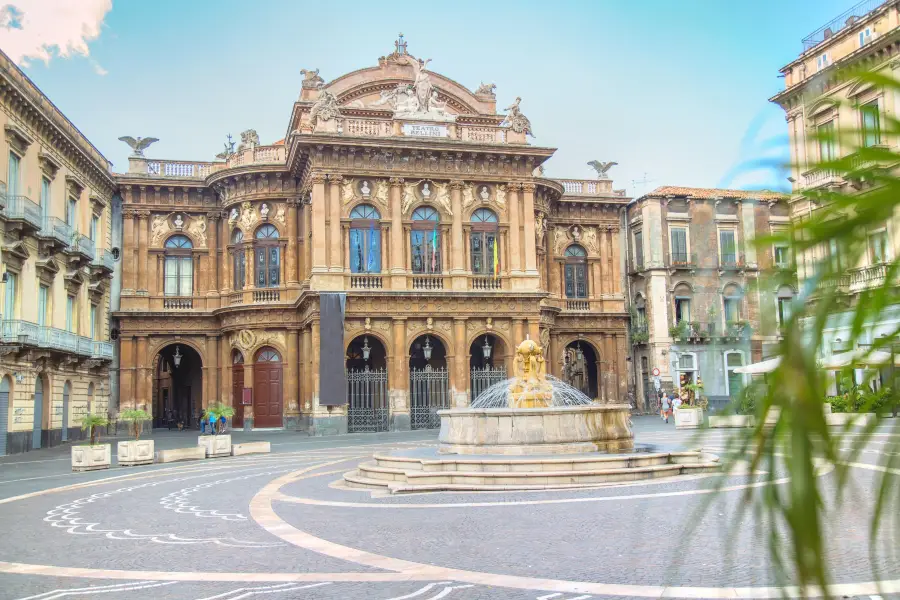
[389,177,407,290]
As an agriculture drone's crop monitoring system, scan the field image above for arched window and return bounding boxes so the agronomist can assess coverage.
[776,285,794,327]
[254,224,280,288]
[673,283,692,324]
[634,295,646,327]
[470,208,499,276]
[164,235,193,297]
[349,204,381,273]
[256,348,281,362]
[231,229,245,290]
[411,207,440,274]
[232,351,244,365]
[723,284,743,324]
[564,245,588,299]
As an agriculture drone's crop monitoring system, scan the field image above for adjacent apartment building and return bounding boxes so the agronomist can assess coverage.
[770,0,900,387]
[0,51,117,454]
[626,186,790,411]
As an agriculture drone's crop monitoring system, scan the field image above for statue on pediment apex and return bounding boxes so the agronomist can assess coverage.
[475,82,496,96]
[501,97,534,137]
[309,90,342,128]
[300,68,324,89]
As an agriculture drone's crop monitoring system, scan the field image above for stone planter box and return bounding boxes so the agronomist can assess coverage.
[674,407,704,429]
[198,434,232,458]
[156,446,206,463]
[708,415,754,428]
[232,441,271,456]
[826,412,877,427]
[72,444,111,471]
[117,440,155,466]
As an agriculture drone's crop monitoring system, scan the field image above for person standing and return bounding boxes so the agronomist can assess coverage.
[661,395,671,423]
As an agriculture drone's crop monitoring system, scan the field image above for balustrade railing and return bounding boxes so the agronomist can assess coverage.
[850,263,887,291]
[411,275,444,290]
[228,292,244,305]
[0,320,112,359]
[471,276,502,290]
[669,252,697,268]
[69,234,95,260]
[91,248,115,271]
[1,194,42,229]
[92,341,114,359]
[802,167,841,189]
[566,299,591,311]
[163,298,193,309]
[253,289,281,303]
[76,336,94,355]
[350,274,383,289]
[345,119,392,137]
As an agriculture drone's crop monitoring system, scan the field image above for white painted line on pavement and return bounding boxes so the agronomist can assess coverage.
[425,585,475,599]
[536,594,563,600]
[15,580,176,599]
[195,581,332,600]
[383,582,453,599]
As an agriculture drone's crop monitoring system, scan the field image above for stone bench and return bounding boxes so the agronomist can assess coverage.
[232,441,271,456]
[156,446,206,463]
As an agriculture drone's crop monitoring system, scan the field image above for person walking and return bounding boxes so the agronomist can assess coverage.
[661,394,671,423]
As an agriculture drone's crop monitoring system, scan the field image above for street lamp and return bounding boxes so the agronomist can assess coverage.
[173,345,183,368]
[575,343,584,362]
[422,336,433,361]
[481,336,492,360]
[361,336,371,362]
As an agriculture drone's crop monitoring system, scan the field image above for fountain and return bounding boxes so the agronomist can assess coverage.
[342,339,720,494]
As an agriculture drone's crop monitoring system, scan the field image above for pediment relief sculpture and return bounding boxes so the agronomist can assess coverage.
[150,212,208,248]
[309,90,342,129]
[434,182,451,217]
[495,185,507,210]
[274,203,286,225]
[373,179,389,208]
[401,181,418,215]
[462,185,476,212]
[341,178,355,206]
[187,215,208,248]
[553,226,569,254]
[150,214,171,247]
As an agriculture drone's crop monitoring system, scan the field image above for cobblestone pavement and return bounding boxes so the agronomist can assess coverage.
[0,417,897,599]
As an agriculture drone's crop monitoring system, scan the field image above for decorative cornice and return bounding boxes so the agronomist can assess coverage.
[521,183,536,193]
[309,172,327,184]
[389,177,405,187]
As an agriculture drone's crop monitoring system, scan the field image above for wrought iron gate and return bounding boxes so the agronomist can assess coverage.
[470,366,507,404]
[410,367,450,429]
[347,367,389,433]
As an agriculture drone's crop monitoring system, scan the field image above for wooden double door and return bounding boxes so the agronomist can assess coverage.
[232,348,283,429]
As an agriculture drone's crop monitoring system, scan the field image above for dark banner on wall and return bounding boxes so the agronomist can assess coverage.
[319,293,347,406]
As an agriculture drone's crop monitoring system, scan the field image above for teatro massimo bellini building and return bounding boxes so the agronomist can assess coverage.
[114,40,631,434]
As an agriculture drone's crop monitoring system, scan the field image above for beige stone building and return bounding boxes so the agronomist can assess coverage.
[0,51,116,454]
[771,0,900,388]
[626,186,790,411]
[114,39,631,433]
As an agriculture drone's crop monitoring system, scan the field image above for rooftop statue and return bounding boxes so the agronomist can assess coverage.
[300,68,324,89]
[236,130,260,152]
[118,136,159,157]
[587,160,618,179]
[309,90,342,128]
[475,82,496,96]
[501,97,534,137]
[215,133,235,160]
[388,56,456,122]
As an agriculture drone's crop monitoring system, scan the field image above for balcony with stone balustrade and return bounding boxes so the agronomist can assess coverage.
[127,144,287,181]
[0,319,113,361]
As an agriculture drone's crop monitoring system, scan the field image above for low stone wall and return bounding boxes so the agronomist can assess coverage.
[156,446,206,463]
[437,404,633,455]
[232,441,271,456]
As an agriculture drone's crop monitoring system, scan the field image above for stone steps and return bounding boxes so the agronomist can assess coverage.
[342,451,720,494]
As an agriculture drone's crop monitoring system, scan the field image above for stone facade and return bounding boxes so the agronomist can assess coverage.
[114,42,631,433]
[0,50,116,454]
[625,186,790,412]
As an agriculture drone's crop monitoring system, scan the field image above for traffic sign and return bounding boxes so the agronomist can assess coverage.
[653,376,661,390]
[652,367,660,377]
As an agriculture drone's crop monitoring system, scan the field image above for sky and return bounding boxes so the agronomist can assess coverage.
[0,0,856,198]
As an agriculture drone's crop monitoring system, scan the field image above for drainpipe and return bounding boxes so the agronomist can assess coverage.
[622,205,641,411]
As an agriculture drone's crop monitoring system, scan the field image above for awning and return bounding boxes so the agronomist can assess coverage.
[734,356,781,374]
[820,348,898,369]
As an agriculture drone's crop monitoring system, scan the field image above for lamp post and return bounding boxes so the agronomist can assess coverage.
[422,336,433,361]
[361,336,371,362]
[173,345,183,369]
[481,336,492,362]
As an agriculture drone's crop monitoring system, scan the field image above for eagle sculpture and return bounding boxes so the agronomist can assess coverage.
[587,160,617,178]
[118,136,159,157]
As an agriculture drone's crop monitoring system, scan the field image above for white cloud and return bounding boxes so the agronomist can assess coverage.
[0,0,111,70]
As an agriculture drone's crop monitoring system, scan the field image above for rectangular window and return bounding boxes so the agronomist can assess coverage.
[670,227,688,264]
[817,121,835,162]
[862,101,881,148]
[816,53,829,71]
[7,152,20,196]
[719,230,737,265]
[90,214,99,242]
[868,229,888,264]
[40,177,51,219]
[777,297,792,326]
[636,307,646,327]
[723,297,740,323]
[726,353,745,398]
[564,263,588,298]
[37,285,48,327]
[859,27,872,47]
[3,272,17,318]
[634,231,644,269]
[66,197,77,229]
[90,304,97,340]
[66,295,75,333]
[674,297,691,323]
[774,245,790,268]
[828,238,843,272]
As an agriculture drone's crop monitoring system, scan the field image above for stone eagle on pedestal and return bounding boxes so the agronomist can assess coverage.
[118,136,159,157]
[587,160,617,179]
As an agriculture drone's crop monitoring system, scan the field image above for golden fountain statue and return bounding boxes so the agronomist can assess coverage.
[507,338,554,408]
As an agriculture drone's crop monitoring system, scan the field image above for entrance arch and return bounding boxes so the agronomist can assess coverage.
[346,335,389,432]
[409,334,449,429]
[253,347,283,428]
[32,375,44,449]
[61,381,71,442]
[0,375,10,455]
[231,350,245,429]
[562,340,599,400]
[154,343,203,429]
[469,333,508,403]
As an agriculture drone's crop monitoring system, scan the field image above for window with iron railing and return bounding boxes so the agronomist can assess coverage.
[861,100,881,148]
[670,227,688,264]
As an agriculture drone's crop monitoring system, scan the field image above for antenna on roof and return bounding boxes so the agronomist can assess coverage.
[631,172,656,197]
[395,33,408,55]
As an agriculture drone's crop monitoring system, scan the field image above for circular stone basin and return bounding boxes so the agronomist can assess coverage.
[437,404,633,455]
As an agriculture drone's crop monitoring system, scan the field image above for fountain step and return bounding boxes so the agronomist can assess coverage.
[343,462,720,494]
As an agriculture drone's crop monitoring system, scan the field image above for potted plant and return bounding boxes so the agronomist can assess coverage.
[72,413,111,471]
[198,403,236,458]
[675,375,706,429]
[117,409,154,466]
[669,320,690,342]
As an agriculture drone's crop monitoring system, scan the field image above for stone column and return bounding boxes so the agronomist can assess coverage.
[311,320,320,408]
[220,215,231,294]
[599,228,610,295]
[328,175,342,272]
[300,326,311,416]
[449,181,465,290]
[207,212,219,297]
[206,335,218,410]
[507,184,521,275]
[602,334,616,403]
[610,226,622,295]
[220,336,231,407]
[615,333,627,402]
[122,210,136,293]
[512,319,524,346]
[527,318,540,343]
[521,183,538,275]
[287,200,299,285]
[120,336,134,410]
[452,317,468,407]
[389,178,406,289]
[310,173,327,273]
[549,332,561,377]
[242,363,255,430]
[285,329,299,426]
[136,211,150,294]
[135,336,149,412]
[390,318,410,430]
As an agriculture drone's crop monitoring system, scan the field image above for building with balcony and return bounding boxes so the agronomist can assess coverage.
[771,0,900,386]
[626,186,790,412]
[0,51,116,454]
[114,38,630,434]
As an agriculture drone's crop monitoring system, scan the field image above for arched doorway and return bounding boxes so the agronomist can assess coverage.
[231,350,245,429]
[469,334,507,403]
[32,376,43,449]
[253,347,283,428]
[154,343,203,429]
[0,376,10,455]
[61,381,71,442]
[409,334,449,429]
[562,340,599,400]
[346,335,389,432]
